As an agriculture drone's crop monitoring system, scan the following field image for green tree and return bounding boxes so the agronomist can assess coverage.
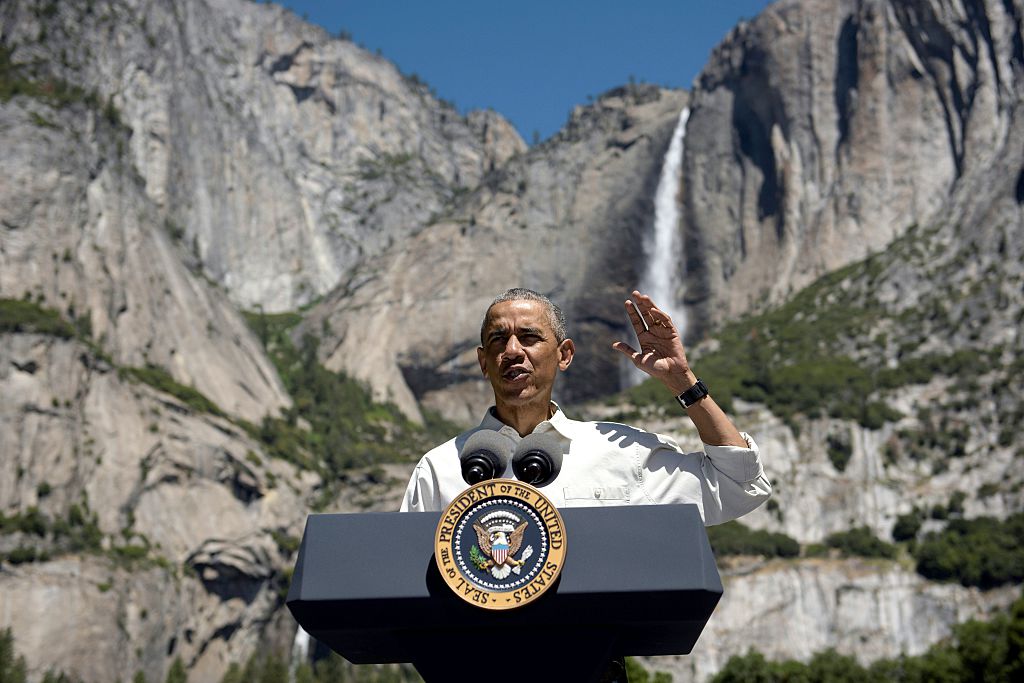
[707,521,800,558]
[892,510,923,542]
[711,650,775,683]
[164,658,187,683]
[913,513,1024,588]
[624,657,672,682]
[825,527,897,559]
[295,663,315,683]
[0,628,28,683]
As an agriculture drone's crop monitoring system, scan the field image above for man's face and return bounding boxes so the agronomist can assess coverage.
[477,300,574,410]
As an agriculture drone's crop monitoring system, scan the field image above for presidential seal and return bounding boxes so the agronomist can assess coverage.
[434,479,566,610]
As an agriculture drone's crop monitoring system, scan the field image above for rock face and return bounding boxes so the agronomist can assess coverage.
[647,558,1020,681]
[681,0,1024,337]
[0,332,315,682]
[305,85,689,423]
[0,0,524,312]
[0,72,289,423]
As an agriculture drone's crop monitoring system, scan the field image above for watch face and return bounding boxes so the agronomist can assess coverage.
[679,380,708,407]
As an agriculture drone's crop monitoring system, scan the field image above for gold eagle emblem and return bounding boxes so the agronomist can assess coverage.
[472,514,531,579]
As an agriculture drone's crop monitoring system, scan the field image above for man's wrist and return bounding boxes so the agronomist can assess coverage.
[665,370,698,396]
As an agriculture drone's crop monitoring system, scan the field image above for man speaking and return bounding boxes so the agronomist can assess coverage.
[400,287,771,524]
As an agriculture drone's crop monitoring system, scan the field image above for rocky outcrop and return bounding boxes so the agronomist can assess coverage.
[0,331,317,681]
[0,0,524,312]
[681,0,1024,337]
[0,79,290,423]
[305,85,689,423]
[647,557,1020,681]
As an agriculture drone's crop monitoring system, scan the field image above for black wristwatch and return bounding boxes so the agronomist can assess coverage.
[676,378,709,409]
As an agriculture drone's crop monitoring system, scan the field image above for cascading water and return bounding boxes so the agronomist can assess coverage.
[626,107,690,385]
[290,626,311,680]
[642,106,689,329]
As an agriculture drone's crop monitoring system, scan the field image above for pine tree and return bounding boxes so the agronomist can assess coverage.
[164,657,188,683]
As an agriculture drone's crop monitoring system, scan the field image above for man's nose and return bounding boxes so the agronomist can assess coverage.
[503,335,524,358]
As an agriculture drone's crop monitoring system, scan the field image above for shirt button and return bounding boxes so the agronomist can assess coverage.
[594,488,602,499]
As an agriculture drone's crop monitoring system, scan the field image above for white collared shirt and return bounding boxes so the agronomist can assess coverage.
[400,405,771,525]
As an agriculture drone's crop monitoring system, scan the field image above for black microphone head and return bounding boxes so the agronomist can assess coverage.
[458,430,514,484]
[512,433,564,487]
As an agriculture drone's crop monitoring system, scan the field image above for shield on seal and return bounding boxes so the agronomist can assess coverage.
[491,542,509,566]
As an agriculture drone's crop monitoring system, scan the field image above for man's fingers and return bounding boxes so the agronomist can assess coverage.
[649,306,674,331]
[632,291,676,333]
[632,290,659,314]
[611,341,640,363]
[625,299,649,333]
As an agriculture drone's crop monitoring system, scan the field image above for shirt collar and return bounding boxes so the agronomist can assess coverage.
[479,402,576,442]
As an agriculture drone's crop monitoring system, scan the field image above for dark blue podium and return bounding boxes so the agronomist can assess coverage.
[287,504,722,682]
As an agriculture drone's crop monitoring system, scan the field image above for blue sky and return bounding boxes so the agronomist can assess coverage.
[277,1,774,143]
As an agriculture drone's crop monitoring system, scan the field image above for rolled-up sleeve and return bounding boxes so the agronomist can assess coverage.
[700,432,772,526]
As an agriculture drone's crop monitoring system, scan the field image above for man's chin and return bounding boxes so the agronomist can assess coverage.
[495,386,542,407]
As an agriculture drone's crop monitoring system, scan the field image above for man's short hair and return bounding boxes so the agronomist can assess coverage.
[480,288,567,344]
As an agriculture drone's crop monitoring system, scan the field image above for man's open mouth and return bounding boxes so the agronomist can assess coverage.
[502,367,528,381]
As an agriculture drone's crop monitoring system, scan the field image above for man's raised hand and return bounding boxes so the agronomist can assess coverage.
[611,291,696,395]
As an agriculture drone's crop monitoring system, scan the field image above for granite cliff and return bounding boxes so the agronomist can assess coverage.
[683,0,1024,336]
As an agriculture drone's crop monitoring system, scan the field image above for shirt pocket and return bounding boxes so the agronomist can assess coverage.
[562,485,630,506]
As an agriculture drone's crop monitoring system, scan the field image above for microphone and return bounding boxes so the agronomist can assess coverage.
[512,433,563,487]
[458,431,514,484]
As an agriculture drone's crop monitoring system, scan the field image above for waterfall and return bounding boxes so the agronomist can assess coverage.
[290,626,311,680]
[642,106,689,330]
[626,107,691,385]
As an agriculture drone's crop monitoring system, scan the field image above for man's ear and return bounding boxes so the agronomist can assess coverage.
[477,346,486,376]
[557,339,575,371]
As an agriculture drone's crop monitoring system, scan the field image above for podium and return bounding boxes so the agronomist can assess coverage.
[287,504,722,682]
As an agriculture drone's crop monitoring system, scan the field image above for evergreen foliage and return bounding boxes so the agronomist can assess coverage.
[221,651,420,683]
[0,45,98,108]
[0,298,76,338]
[891,510,923,542]
[0,628,28,683]
[119,365,226,417]
[0,627,81,683]
[241,311,460,475]
[0,504,163,569]
[824,527,898,559]
[825,433,853,472]
[912,513,1024,589]
[624,657,673,682]
[624,232,1005,432]
[706,521,800,558]
[164,658,187,683]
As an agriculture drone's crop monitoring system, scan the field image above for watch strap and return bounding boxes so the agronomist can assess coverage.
[676,378,709,408]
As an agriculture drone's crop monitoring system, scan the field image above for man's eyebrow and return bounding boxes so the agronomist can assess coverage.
[485,325,546,342]
[485,326,510,341]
